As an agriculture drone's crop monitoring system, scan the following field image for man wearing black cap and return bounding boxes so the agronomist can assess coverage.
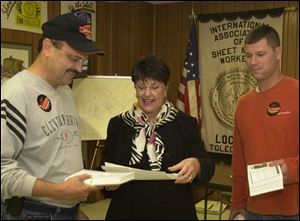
[1,13,104,219]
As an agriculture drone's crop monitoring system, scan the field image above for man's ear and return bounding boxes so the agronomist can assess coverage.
[275,46,282,61]
[42,38,54,57]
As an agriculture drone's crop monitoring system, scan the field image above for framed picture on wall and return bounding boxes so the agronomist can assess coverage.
[1,42,32,84]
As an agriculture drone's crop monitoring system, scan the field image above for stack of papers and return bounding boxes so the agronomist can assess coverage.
[102,162,177,180]
[65,169,135,186]
[195,200,227,215]
[247,162,283,196]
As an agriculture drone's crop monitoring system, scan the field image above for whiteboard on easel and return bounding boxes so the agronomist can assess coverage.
[72,75,136,141]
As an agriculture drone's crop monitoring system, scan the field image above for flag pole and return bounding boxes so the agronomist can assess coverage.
[188,2,197,21]
[176,1,202,128]
[193,2,205,208]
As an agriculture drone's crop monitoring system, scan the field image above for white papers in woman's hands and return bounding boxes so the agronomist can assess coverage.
[102,162,177,180]
[65,170,135,185]
[247,162,283,196]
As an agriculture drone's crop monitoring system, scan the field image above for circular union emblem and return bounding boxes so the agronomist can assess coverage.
[209,67,256,129]
[16,1,40,18]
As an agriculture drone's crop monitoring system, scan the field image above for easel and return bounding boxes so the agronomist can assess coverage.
[86,140,105,203]
[89,140,104,169]
[202,162,232,220]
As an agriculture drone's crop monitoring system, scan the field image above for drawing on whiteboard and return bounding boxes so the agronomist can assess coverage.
[72,76,136,140]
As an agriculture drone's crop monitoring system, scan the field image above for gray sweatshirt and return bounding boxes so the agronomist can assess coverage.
[1,70,83,208]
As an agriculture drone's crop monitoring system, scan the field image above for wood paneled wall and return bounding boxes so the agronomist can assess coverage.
[1,0,298,203]
[1,1,298,105]
[89,1,153,76]
[154,1,299,104]
[1,1,153,76]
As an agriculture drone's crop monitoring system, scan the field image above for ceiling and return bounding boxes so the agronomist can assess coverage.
[107,1,182,4]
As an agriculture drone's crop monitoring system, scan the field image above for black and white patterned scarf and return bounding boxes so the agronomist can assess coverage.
[121,100,178,171]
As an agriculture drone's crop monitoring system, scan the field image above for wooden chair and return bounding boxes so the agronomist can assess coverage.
[218,191,232,220]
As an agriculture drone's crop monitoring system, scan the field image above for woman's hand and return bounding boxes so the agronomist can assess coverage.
[168,157,200,184]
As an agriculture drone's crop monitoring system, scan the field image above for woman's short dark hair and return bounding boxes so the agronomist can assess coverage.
[131,55,170,85]
[244,24,280,50]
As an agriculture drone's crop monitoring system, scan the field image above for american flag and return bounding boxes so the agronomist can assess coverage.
[176,19,201,128]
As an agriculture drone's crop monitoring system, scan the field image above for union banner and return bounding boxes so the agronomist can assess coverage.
[198,8,284,155]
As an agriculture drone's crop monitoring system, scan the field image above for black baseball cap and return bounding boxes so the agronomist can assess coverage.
[42,13,105,55]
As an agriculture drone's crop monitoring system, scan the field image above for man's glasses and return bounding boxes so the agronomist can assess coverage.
[50,39,87,65]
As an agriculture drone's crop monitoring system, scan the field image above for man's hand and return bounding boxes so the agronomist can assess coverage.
[269,159,287,184]
[32,174,102,200]
[229,209,246,220]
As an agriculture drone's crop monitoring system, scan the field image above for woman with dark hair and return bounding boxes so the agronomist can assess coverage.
[98,55,215,220]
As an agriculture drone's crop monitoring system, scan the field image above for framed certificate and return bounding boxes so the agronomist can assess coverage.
[1,42,32,82]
